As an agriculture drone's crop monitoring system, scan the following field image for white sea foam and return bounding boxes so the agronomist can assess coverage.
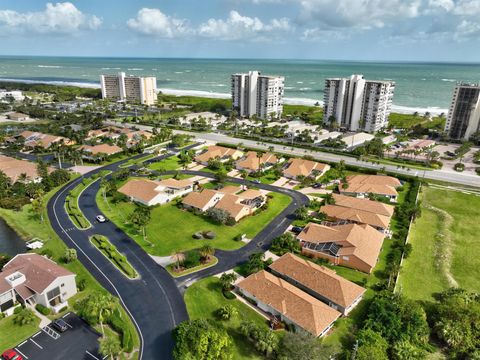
[296,81,304,84]
[127,68,143,71]
[37,65,62,68]
[174,71,183,74]
[299,87,312,91]
[0,77,448,115]
[441,78,456,82]
[101,67,121,70]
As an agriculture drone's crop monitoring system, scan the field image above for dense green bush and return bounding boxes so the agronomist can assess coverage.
[35,304,51,315]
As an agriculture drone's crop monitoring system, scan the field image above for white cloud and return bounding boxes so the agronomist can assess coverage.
[299,0,421,29]
[198,10,292,40]
[301,27,346,41]
[454,19,480,40]
[0,2,101,34]
[127,8,191,38]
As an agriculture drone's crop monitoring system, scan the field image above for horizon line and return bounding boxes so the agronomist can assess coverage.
[0,54,479,65]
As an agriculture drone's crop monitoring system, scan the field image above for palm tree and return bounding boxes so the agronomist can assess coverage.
[219,272,237,291]
[94,295,116,336]
[171,251,185,271]
[199,244,215,262]
[99,335,121,360]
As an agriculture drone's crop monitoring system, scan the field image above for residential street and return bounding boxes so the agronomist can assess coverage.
[47,150,307,359]
[105,121,480,188]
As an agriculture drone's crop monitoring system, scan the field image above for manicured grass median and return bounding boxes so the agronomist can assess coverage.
[166,256,218,278]
[185,276,276,360]
[90,235,138,279]
[97,190,291,256]
[65,177,99,229]
[398,186,480,301]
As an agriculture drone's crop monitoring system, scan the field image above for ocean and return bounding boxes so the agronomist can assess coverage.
[1,56,479,114]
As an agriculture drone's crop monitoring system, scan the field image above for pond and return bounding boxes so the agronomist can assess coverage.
[0,217,25,256]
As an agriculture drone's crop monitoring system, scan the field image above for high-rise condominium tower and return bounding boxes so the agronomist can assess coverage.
[323,74,395,133]
[444,83,480,140]
[100,72,157,106]
[231,71,284,120]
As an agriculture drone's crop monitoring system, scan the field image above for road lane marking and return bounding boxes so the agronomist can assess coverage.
[86,350,100,359]
[62,312,71,318]
[30,338,43,349]
[15,348,28,359]
[32,331,42,338]
[17,340,28,347]
[51,179,145,360]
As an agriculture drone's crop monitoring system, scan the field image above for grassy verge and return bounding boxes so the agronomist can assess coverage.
[147,156,182,171]
[0,179,140,357]
[166,256,218,278]
[97,189,291,256]
[397,186,480,301]
[65,177,99,229]
[362,156,433,170]
[0,314,41,350]
[119,153,155,168]
[89,235,138,279]
[184,276,279,360]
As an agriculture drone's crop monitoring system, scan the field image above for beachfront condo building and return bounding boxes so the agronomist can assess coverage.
[444,83,480,140]
[100,72,157,106]
[323,74,395,133]
[231,71,284,120]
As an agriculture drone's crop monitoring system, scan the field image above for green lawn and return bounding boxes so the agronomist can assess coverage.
[0,314,41,350]
[147,156,182,171]
[97,189,291,256]
[119,153,155,168]
[184,276,278,360]
[398,186,480,301]
[246,171,280,184]
[388,113,445,130]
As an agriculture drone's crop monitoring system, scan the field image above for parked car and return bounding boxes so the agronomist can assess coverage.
[1,349,23,360]
[96,215,106,223]
[251,179,261,184]
[312,183,321,189]
[291,226,304,235]
[51,319,69,333]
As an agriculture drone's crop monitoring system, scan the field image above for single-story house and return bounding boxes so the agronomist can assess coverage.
[340,175,402,202]
[79,144,123,160]
[182,186,266,222]
[7,112,29,121]
[236,151,279,173]
[0,155,52,183]
[195,145,243,165]
[269,253,366,315]
[236,270,341,337]
[321,194,394,232]
[298,222,385,274]
[118,178,194,206]
[341,132,375,149]
[0,254,77,316]
[19,131,74,149]
[283,158,330,180]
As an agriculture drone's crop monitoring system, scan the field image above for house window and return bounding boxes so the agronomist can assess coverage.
[47,287,60,301]
[61,283,65,288]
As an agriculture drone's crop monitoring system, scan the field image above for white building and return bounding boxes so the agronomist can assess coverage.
[232,71,284,120]
[0,90,24,101]
[445,83,480,140]
[0,254,77,316]
[100,72,157,105]
[323,74,395,133]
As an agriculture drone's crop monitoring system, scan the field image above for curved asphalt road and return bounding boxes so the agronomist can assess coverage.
[47,151,308,359]
[47,153,189,360]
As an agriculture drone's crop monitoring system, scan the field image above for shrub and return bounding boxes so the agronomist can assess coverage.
[222,290,236,300]
[234,234,243,241]
[225,217,236,226]
[35,304,51,315]
[454,163,465,172]
[14,306,23,314]
[183,250,201,269]
[204,231,216,239]
[476,167,480,175]
[193,232,203,239]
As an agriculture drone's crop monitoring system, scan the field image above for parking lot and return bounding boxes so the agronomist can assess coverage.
[13,312,103,360]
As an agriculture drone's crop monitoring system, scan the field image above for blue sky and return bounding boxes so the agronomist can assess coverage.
[0,0,479,61]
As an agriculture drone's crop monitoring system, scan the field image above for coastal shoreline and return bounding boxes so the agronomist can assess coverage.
[0,77,448,115]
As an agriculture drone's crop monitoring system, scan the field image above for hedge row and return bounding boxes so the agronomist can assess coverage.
[65,196,90,229]
[91,236,137,278]
[109,309,134,352]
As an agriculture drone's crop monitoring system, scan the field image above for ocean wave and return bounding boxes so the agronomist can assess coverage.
[127,68,143,71]
[285,86,295,90]
[101,67,121,70]
[441,78,456,82]
[174,71,183,74]
[37,65,62,68]
[0,76,450,115]
[296,81,304,84]
[299,87,312,91]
